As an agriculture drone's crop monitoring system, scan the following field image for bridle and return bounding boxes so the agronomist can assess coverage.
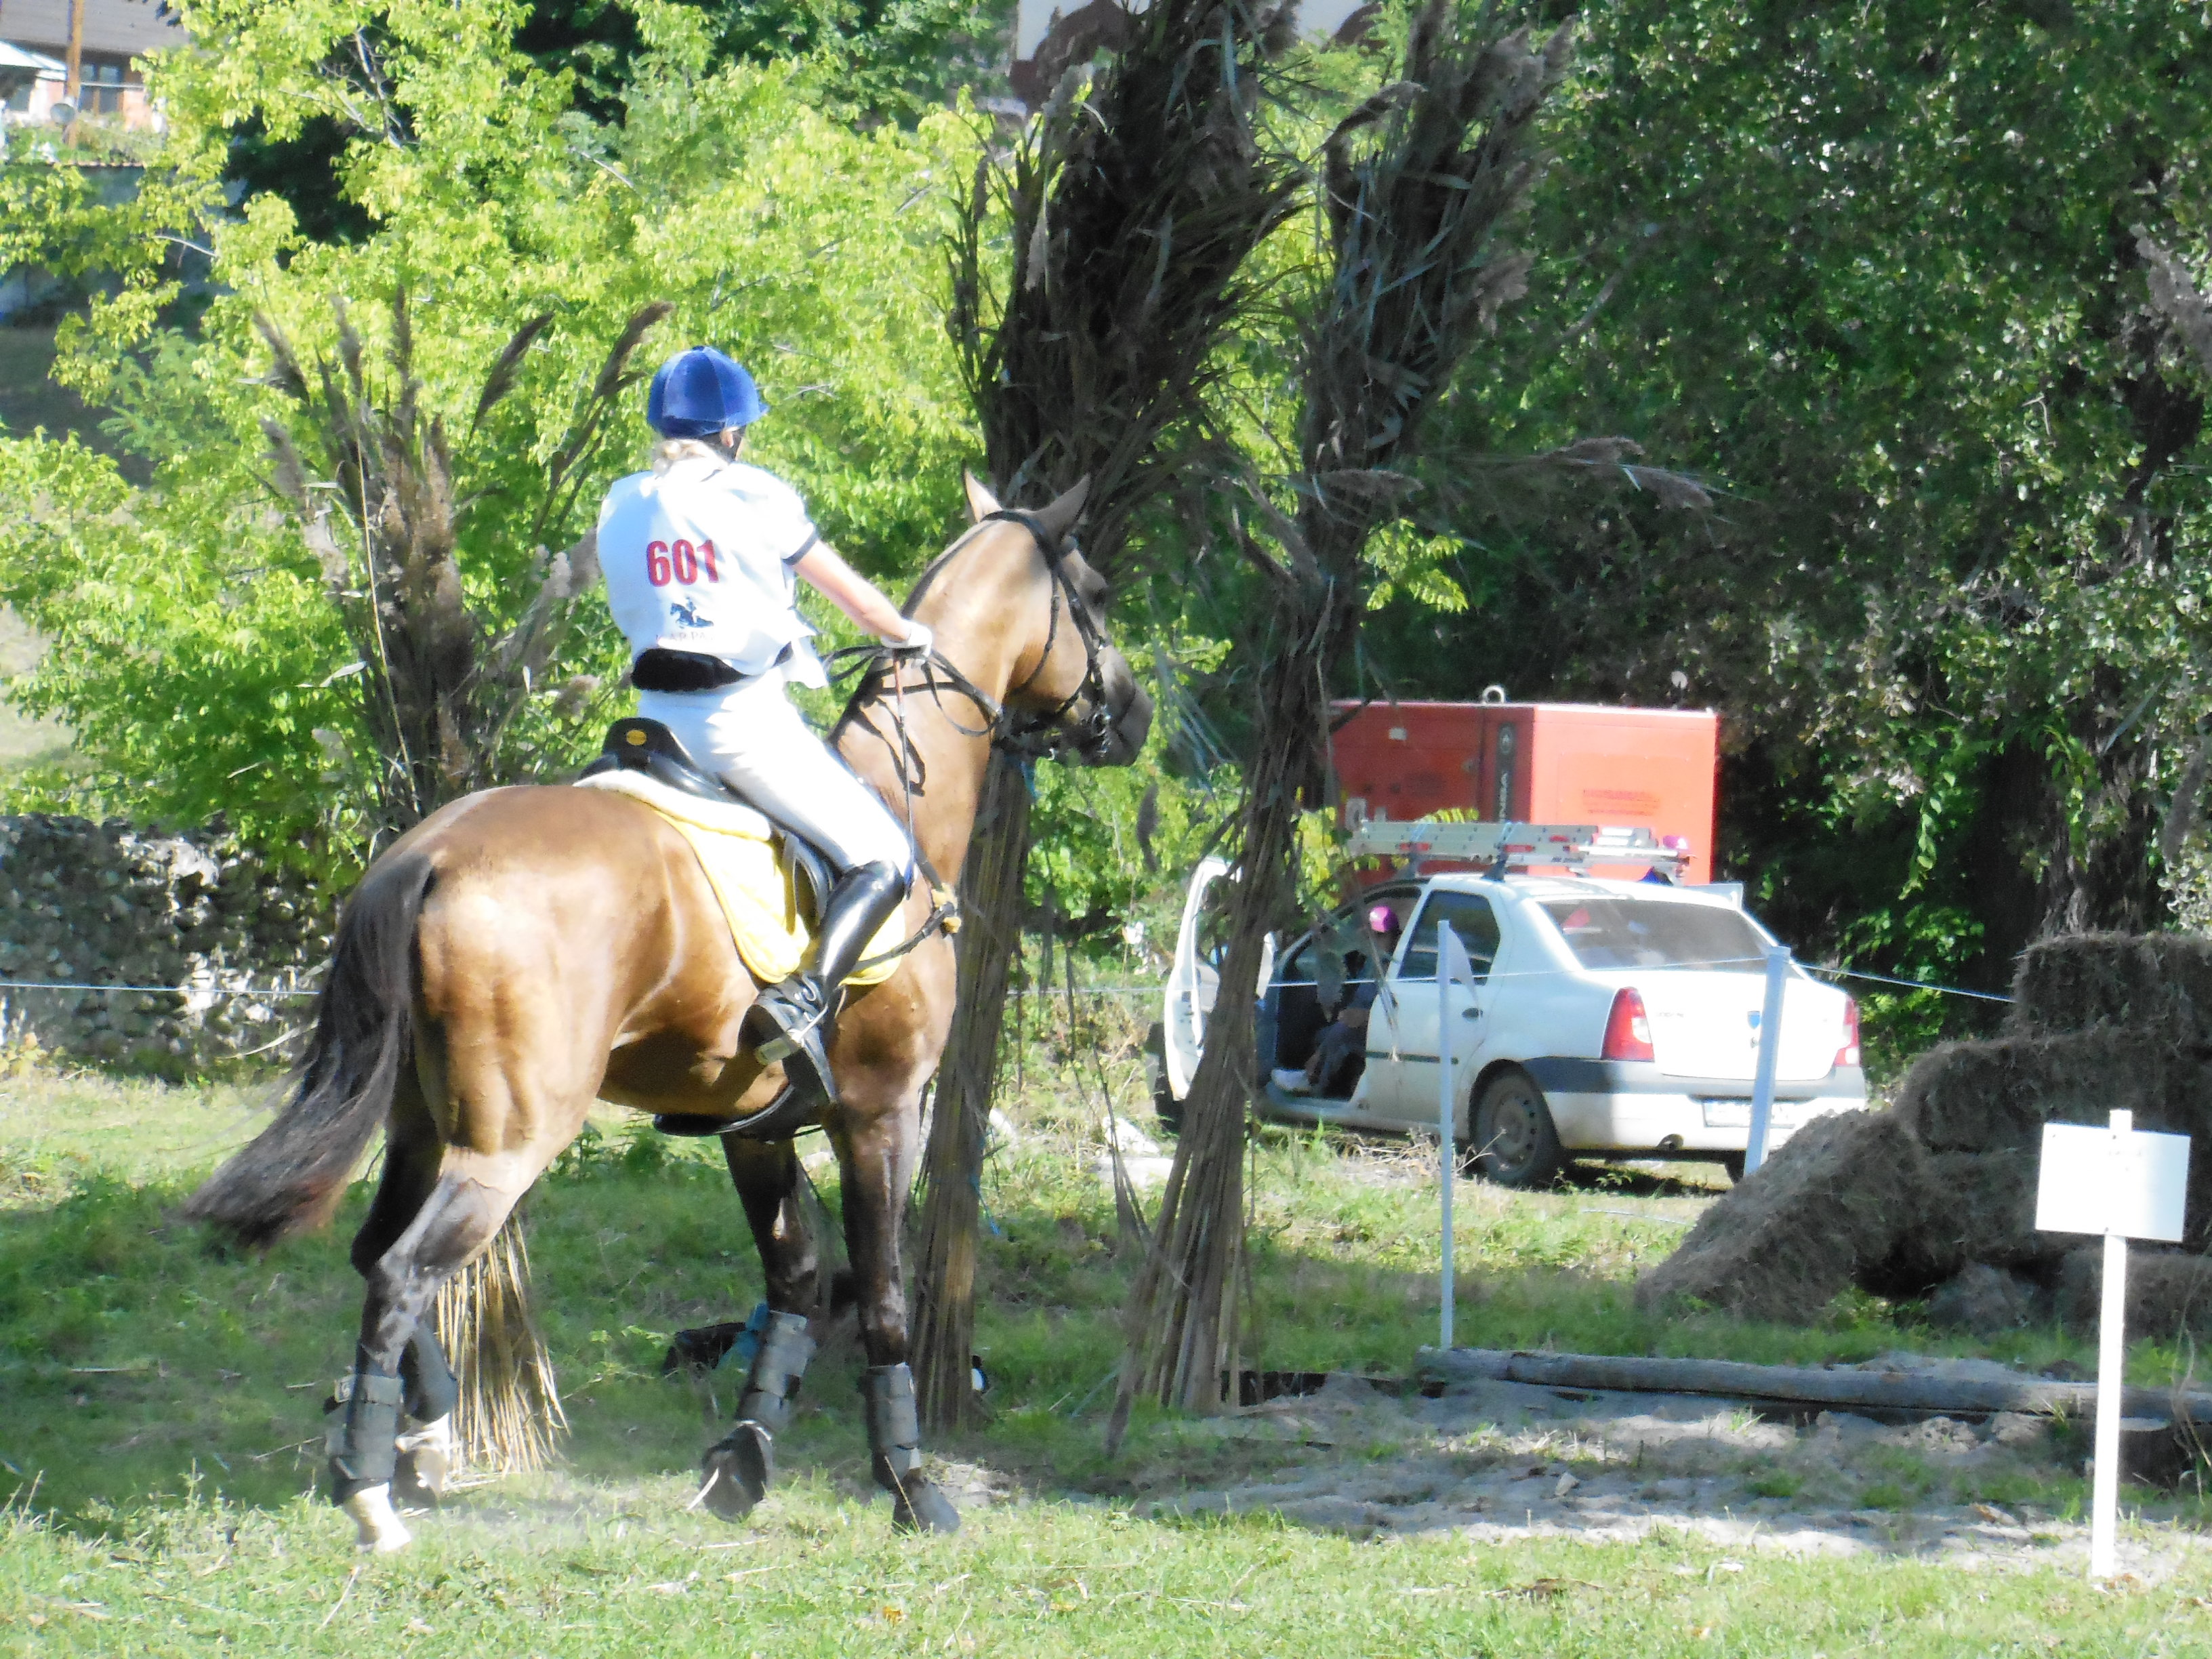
[978,507,1119,762]
[827,506,1120,766]
[813,508,1120,979]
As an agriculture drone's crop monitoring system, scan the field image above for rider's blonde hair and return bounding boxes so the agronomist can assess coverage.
[651,430,744,474]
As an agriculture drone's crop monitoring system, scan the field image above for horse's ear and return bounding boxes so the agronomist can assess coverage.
[962,470,1001,524]
[1033,474,1090,543]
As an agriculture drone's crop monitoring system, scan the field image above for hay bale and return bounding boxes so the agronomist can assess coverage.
[1926,1263,2046,1336]
[1893,1031,2175,1154]
[2012,932,2212,1047]
[1914,1148,2059,1273]
[1636,1108,1934,1324]
[2057,1247,2212,1345]
[2011,934,2161,1035]
[1896,1034,2212,1250]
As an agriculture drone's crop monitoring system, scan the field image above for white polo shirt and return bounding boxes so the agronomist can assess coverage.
[596,453,828,687]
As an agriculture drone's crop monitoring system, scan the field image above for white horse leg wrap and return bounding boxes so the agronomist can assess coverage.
[341,1483,413,1553]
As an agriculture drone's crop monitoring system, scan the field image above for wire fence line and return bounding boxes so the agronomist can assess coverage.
[1261,954,2011,1003]
[1802,963,2013,1004]
[0,978,319,998]
[0,956,2013,1008]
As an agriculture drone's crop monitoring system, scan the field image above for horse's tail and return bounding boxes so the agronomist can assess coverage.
[184,851,438,1250]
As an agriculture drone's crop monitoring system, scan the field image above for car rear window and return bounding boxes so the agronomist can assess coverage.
[1539,897,1767,972]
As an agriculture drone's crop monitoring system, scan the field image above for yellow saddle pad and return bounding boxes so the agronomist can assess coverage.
[574,770,905,988]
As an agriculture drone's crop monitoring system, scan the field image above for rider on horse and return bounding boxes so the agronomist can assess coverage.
[596,346,924,1104]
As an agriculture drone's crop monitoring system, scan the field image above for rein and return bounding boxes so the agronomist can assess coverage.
[822,507,1115,975]
[825,504,1117,762]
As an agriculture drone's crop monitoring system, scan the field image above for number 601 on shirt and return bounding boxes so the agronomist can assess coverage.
[646,539,720,586]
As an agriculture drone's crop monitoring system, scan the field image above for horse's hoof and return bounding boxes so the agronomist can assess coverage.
[392,1415,454,1509]
[698,1421,773,1521]
[890,1479,961,1536]
[340,1483,413,1553]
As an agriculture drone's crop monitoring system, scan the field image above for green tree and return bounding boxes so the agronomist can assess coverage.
[0,0,980,865]
[1382,0,2212,1004]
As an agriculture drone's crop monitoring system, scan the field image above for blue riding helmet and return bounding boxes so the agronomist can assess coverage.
[647,346,768,437]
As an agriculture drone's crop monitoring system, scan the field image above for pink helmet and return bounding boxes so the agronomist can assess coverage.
[1368,903,1399,935]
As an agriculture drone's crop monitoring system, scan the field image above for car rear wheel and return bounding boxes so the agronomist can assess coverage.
[1470,1069,1564,1189]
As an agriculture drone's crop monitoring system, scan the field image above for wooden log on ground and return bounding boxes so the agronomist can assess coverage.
[1416,1345,2212,1424]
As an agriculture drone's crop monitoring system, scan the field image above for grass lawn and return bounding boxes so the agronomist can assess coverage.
[3,1023,2211,1655]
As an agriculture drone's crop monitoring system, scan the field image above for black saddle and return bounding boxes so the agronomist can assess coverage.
[580,718,837,924]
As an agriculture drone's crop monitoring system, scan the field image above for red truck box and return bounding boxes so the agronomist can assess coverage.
[1330,699,1719,884]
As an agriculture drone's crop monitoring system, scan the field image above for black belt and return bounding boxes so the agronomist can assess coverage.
[630,643,793,693]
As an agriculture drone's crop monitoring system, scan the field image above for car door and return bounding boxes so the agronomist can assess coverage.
[1162,856,1276,1101]
[1162,857,1230,1102]
[1370,888,1502,1127]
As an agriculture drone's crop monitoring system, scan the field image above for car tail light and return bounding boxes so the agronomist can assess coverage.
[1836,997,1862,1069]
[1602,988,1655,1062]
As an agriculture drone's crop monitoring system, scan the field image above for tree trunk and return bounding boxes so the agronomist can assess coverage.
[910,752,1031,1431]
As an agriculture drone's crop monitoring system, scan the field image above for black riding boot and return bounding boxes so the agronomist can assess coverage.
[699,1310,816,1521]
[743,861,907,1105]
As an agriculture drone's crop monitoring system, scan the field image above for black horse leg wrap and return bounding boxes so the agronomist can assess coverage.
[861,1363,923,1479]
[735,1312,815,1433]
[402,1328,459,1424]
[325,1370,406,1489]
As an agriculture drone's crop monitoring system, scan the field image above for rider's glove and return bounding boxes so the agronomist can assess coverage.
[888,619,934,657]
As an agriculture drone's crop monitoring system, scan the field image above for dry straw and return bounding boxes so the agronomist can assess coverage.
[432,1215,568,1473]
[916,0,1301,1434]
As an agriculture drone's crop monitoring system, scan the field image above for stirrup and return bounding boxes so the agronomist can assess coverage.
[744,980,836,1105]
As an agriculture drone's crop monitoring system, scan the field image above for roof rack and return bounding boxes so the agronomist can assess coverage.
[1344,817,1692,874]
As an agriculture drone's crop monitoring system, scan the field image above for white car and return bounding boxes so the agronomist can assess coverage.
[1150,859,1867,1186]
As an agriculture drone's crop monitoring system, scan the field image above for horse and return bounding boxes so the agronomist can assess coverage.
[184,474,1149,1549]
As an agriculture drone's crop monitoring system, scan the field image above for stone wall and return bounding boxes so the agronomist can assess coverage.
[0,815,331,1073]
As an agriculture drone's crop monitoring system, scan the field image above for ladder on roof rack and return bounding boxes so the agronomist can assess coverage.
[1344,817,1692,874]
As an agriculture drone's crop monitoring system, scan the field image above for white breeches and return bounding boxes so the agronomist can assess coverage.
[638,679,914,874]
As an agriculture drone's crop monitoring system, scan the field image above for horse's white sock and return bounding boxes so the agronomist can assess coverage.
[394,1413,456,1500]
[341,1483,413,1553]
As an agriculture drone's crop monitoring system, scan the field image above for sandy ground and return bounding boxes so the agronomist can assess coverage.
[1117,1366,2212,1580]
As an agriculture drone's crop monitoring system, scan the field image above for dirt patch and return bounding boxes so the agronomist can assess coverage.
[1149,1366,2209,1577]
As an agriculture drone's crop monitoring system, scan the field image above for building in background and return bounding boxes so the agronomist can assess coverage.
[1010,0,1374,108]
[0,0,184,131]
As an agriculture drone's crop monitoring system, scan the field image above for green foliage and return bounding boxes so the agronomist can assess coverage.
[0,0,981,867]
[1368,0,2212,1014]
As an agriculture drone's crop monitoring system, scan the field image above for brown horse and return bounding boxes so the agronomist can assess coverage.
[185,475,1148,1549]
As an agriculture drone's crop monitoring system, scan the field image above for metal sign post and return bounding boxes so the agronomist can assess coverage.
[1744,945,1790,1175]
[1437,922,1479,1352]
[2034,1109,2192,1580]
[1437,920,1456,1350]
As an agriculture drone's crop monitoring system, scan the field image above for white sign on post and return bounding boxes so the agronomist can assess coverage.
[2035,1111,2193,1581]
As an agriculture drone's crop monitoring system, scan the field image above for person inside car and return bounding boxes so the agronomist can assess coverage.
[1279,903,1403,1097]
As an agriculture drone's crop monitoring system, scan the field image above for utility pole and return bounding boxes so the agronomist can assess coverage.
[64,0,86,115]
